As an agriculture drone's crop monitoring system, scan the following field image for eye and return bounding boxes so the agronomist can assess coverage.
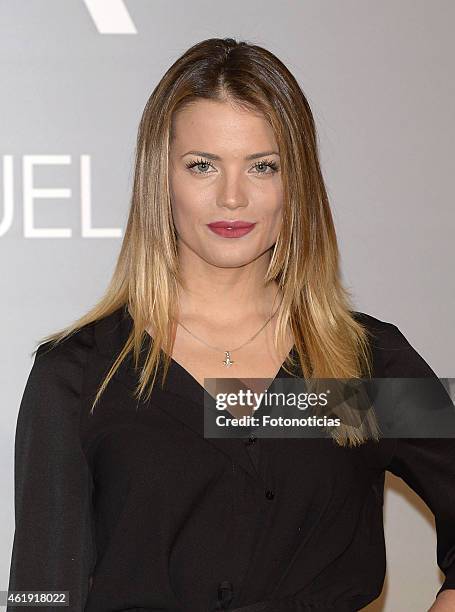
[185,157,216,174]
[251,159,280,175]
[184,157,280,176]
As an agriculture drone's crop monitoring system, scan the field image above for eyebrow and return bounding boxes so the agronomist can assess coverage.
[180,150,280,161]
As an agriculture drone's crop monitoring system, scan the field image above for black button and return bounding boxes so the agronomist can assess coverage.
[265,489,275,500]
[244,435,257,446]
[217,580,234,609]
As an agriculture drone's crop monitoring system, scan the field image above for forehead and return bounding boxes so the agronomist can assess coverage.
[171,99,277,152]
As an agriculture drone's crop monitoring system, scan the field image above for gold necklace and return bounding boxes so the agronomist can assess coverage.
[177,294,283,367]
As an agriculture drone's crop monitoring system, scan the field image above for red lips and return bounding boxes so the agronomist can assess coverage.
[207,220,256,238]
[207,220,255,229]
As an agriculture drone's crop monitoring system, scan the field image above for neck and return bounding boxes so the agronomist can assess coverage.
[176,253,281,325]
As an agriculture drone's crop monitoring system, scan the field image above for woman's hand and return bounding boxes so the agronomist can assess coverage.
[428,589,455,611]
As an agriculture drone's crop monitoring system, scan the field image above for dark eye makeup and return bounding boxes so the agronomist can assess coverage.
[184,157,279,175]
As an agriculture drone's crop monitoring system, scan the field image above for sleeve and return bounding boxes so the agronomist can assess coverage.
[7,340,97,611]
[383,323,455,596]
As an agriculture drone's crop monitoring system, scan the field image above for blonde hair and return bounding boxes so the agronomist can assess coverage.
[37,37,379,447]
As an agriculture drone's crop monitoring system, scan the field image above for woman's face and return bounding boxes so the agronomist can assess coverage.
[169,98,283,269]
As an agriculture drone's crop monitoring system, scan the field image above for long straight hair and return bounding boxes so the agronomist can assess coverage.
[38,37,380,447]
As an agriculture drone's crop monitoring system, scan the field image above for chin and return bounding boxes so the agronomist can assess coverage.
[206,255,254,269]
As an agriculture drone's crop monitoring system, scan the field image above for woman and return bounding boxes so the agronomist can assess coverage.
[7,38,455,612]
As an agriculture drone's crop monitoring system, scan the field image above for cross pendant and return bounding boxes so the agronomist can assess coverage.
[223,351,234,367]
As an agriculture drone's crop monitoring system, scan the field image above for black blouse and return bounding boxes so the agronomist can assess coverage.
[6,306,455,612]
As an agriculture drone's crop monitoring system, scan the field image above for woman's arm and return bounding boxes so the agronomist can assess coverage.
[382,323,455,604]
[428,589,455,611]
[7,340,96,612]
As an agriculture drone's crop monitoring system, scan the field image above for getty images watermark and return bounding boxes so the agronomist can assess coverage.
[203,377,455,439]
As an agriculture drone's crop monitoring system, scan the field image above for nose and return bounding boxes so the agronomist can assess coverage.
[216,171,248,211]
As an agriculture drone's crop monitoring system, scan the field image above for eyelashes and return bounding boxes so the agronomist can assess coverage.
[184,157,280,176]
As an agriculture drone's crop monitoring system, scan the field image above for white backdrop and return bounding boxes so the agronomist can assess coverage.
[1,1,454,610]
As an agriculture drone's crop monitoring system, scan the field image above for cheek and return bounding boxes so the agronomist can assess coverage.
[258,178,283,211]
[261,199,284,243]
[170,194,213,247]
[260,190,284,228]
[170,176,205,228]
[270,206,284,238]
